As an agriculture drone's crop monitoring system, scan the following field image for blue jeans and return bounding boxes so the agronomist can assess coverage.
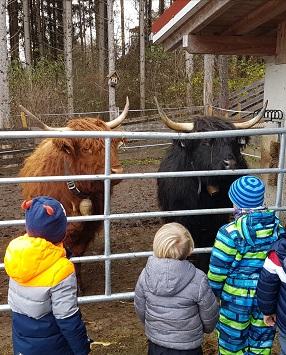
[279,328,286,355]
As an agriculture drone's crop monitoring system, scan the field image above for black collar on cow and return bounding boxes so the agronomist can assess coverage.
[64,160,90,199]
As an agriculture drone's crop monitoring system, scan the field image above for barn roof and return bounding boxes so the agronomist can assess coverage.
[152,0,286,63]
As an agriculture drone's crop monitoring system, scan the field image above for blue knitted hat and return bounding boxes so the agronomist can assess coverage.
[23,196,67,244]
[228,176,265,208]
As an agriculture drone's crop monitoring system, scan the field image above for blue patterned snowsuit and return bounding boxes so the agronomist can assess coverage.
[208,209,286,354]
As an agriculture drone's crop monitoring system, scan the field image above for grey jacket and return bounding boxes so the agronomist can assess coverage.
[134,256,219,350]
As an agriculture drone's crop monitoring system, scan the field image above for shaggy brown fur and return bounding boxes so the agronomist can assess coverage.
[19,118,123,257]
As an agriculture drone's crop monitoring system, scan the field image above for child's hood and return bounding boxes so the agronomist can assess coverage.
[144,256,196,296]
[236,209,278,246]
[4,234,67,283]
[269,238,286,267]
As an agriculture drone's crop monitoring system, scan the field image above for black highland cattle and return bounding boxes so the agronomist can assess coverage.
[155,99,266,271]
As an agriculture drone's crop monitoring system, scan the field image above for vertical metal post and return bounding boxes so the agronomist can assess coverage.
[104,138,112,295]
[275,132,286,217]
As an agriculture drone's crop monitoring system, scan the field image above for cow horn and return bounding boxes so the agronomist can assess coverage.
[19,105,71,131]
[233,100,267,129]
[106,97,129,129]
[154,97,194,132]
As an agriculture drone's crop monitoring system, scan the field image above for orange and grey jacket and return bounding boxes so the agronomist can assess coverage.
[4,234,90,355]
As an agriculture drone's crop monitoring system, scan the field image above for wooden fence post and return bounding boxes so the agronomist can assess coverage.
[20,111,28,128]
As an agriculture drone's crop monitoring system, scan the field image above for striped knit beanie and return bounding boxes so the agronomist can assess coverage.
[228,175,265,208]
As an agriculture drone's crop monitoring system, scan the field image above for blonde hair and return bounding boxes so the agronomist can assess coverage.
[153,222,194,260]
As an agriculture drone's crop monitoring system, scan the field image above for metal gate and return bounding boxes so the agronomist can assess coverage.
[1,126,286,312]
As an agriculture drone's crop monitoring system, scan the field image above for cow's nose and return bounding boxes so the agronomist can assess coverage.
[223,159,236,169]
[111,166,123,174]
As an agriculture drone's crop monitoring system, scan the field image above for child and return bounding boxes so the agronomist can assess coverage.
[134,222,219,355]
[257,236,286,354]
[4,196,91,355]
[208,175,286,354]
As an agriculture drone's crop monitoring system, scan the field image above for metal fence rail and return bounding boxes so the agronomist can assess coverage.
[1,127,286,312]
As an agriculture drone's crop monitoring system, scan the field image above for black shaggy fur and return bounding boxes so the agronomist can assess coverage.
[157,116,248,272]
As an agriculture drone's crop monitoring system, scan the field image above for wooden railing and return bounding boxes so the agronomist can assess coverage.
[229,79,264,116]
[212,79,264,118]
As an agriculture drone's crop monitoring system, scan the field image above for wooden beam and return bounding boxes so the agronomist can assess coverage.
[163,0,237,51]
[183,34,276,56]
[224,0,286,35]
[185,0,237,33]
[276,21,286,64]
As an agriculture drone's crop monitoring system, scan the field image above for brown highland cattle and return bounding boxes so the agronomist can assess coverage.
[19,99,129,259]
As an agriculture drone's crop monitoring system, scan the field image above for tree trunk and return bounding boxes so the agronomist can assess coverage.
[78,0,84,51]
[30,0,35,52]
[23,0,32,66]
[82,1,87,55]
[203,54,215,115]
[57,0,64,52]
[97,0,105,101]
[104,2,108,63]
[35,0,44,57]
[0,0,10,128]
[52,0,58,60]
[145,0,152,43]
[159,0,165,15]
[89,0,94,62]
[46,0,53,58]
[139,0,145,115]
[185,51,194,107]
[218,55,229,110]
[63,0,74,115]
[8,0,19,62]
[120,0,125,55]
[41,0,46,55]
[107,0,116,120]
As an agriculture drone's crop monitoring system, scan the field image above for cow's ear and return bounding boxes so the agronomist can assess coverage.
[53,138,75,155]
